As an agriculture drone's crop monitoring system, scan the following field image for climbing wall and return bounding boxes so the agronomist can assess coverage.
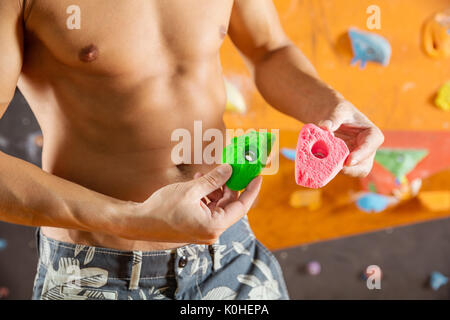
[222,0,450,131]
[220,0,450,250]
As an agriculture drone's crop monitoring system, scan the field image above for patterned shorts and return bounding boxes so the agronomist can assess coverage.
[32,216,289,300]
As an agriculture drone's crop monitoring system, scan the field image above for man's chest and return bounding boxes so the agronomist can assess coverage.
[24,0,234,75]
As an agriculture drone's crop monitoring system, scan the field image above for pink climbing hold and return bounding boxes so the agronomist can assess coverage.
[306,261,322,276]
[0,286,9,299]
[295,124,349,188]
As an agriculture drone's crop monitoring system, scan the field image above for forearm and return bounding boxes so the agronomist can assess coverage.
[0,150,131,235]
[251,42,344,124]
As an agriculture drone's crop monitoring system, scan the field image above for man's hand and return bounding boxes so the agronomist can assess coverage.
[318,99,384,178]
[228,0,384,178]
[120,164,262,244]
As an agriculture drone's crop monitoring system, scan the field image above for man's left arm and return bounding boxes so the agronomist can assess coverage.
[228,0,384,177]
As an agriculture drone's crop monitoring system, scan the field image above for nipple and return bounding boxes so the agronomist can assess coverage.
[79,44,99,62]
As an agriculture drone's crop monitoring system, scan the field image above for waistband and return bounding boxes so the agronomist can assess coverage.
[35,215,255,280]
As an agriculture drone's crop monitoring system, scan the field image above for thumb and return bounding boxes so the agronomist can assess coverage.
[190,164,233,198]
[318,109,347,132]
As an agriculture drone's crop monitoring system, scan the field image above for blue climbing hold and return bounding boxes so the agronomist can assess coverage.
[356,193,390,213]
[430,271,448,291]
[0,238,7,251]
[281,148,296,161]
[348,28,391,68]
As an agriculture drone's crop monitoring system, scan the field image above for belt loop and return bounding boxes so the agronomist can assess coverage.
[129,251,142,290]
[210,242,227,272]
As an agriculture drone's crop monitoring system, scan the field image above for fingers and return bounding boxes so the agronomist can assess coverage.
[188,164,232,198]
[195,177,261,245]
[319,119,337,132]
[236,176,263,212]
[318,103,352,132]
[346,126,384,166]
[193,172,224,202]
[214,176,262,226]
[342,152,375,178]
[193,172,202,179]
[216,186,239,208]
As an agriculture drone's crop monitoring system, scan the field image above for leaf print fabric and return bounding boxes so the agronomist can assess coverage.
[40,257,113,300]
[74,244,85,258]
[84,247,95,265]
[148,286,170,300]
[235,259,281,300]
[129,251,143,290]
[32,218,289,300]
[237,274,261,287]
[202,287,237,300]
[232,241,250,256]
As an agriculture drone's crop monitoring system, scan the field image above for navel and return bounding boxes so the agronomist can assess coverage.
[79,44,99,62]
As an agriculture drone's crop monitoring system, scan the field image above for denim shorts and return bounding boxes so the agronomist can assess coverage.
[32,216,289,300]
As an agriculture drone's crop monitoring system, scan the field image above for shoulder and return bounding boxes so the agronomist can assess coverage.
[0,0,32,19]
[22,0,35,25]
[7,0,27,12]
[0,0,27,20]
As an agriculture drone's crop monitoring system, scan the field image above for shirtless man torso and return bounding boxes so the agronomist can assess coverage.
[18,0,237,251]
[1,0,383,253]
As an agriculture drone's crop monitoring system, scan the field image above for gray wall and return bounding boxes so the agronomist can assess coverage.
[0,89,41,300]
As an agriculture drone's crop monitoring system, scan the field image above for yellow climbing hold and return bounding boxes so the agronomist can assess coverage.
[435,82,450,111]
[422,9,450,59]
[418,191,450,212]
[224,79,247,114]
[289,189,322,211]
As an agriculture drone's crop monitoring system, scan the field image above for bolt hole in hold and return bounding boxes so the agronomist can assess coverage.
[244,149,257,162]
[311,140,329,159]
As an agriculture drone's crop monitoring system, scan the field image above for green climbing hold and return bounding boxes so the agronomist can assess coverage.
[374,148,428,178]
[222,131,275,191]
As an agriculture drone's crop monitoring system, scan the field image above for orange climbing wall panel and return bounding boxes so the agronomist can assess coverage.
[220,0,450,250]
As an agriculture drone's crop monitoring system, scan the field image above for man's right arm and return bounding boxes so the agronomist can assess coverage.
[0,0,130,234]
[0,1,261,245]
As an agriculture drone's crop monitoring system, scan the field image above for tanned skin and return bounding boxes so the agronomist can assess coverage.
[0,0,383,251]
